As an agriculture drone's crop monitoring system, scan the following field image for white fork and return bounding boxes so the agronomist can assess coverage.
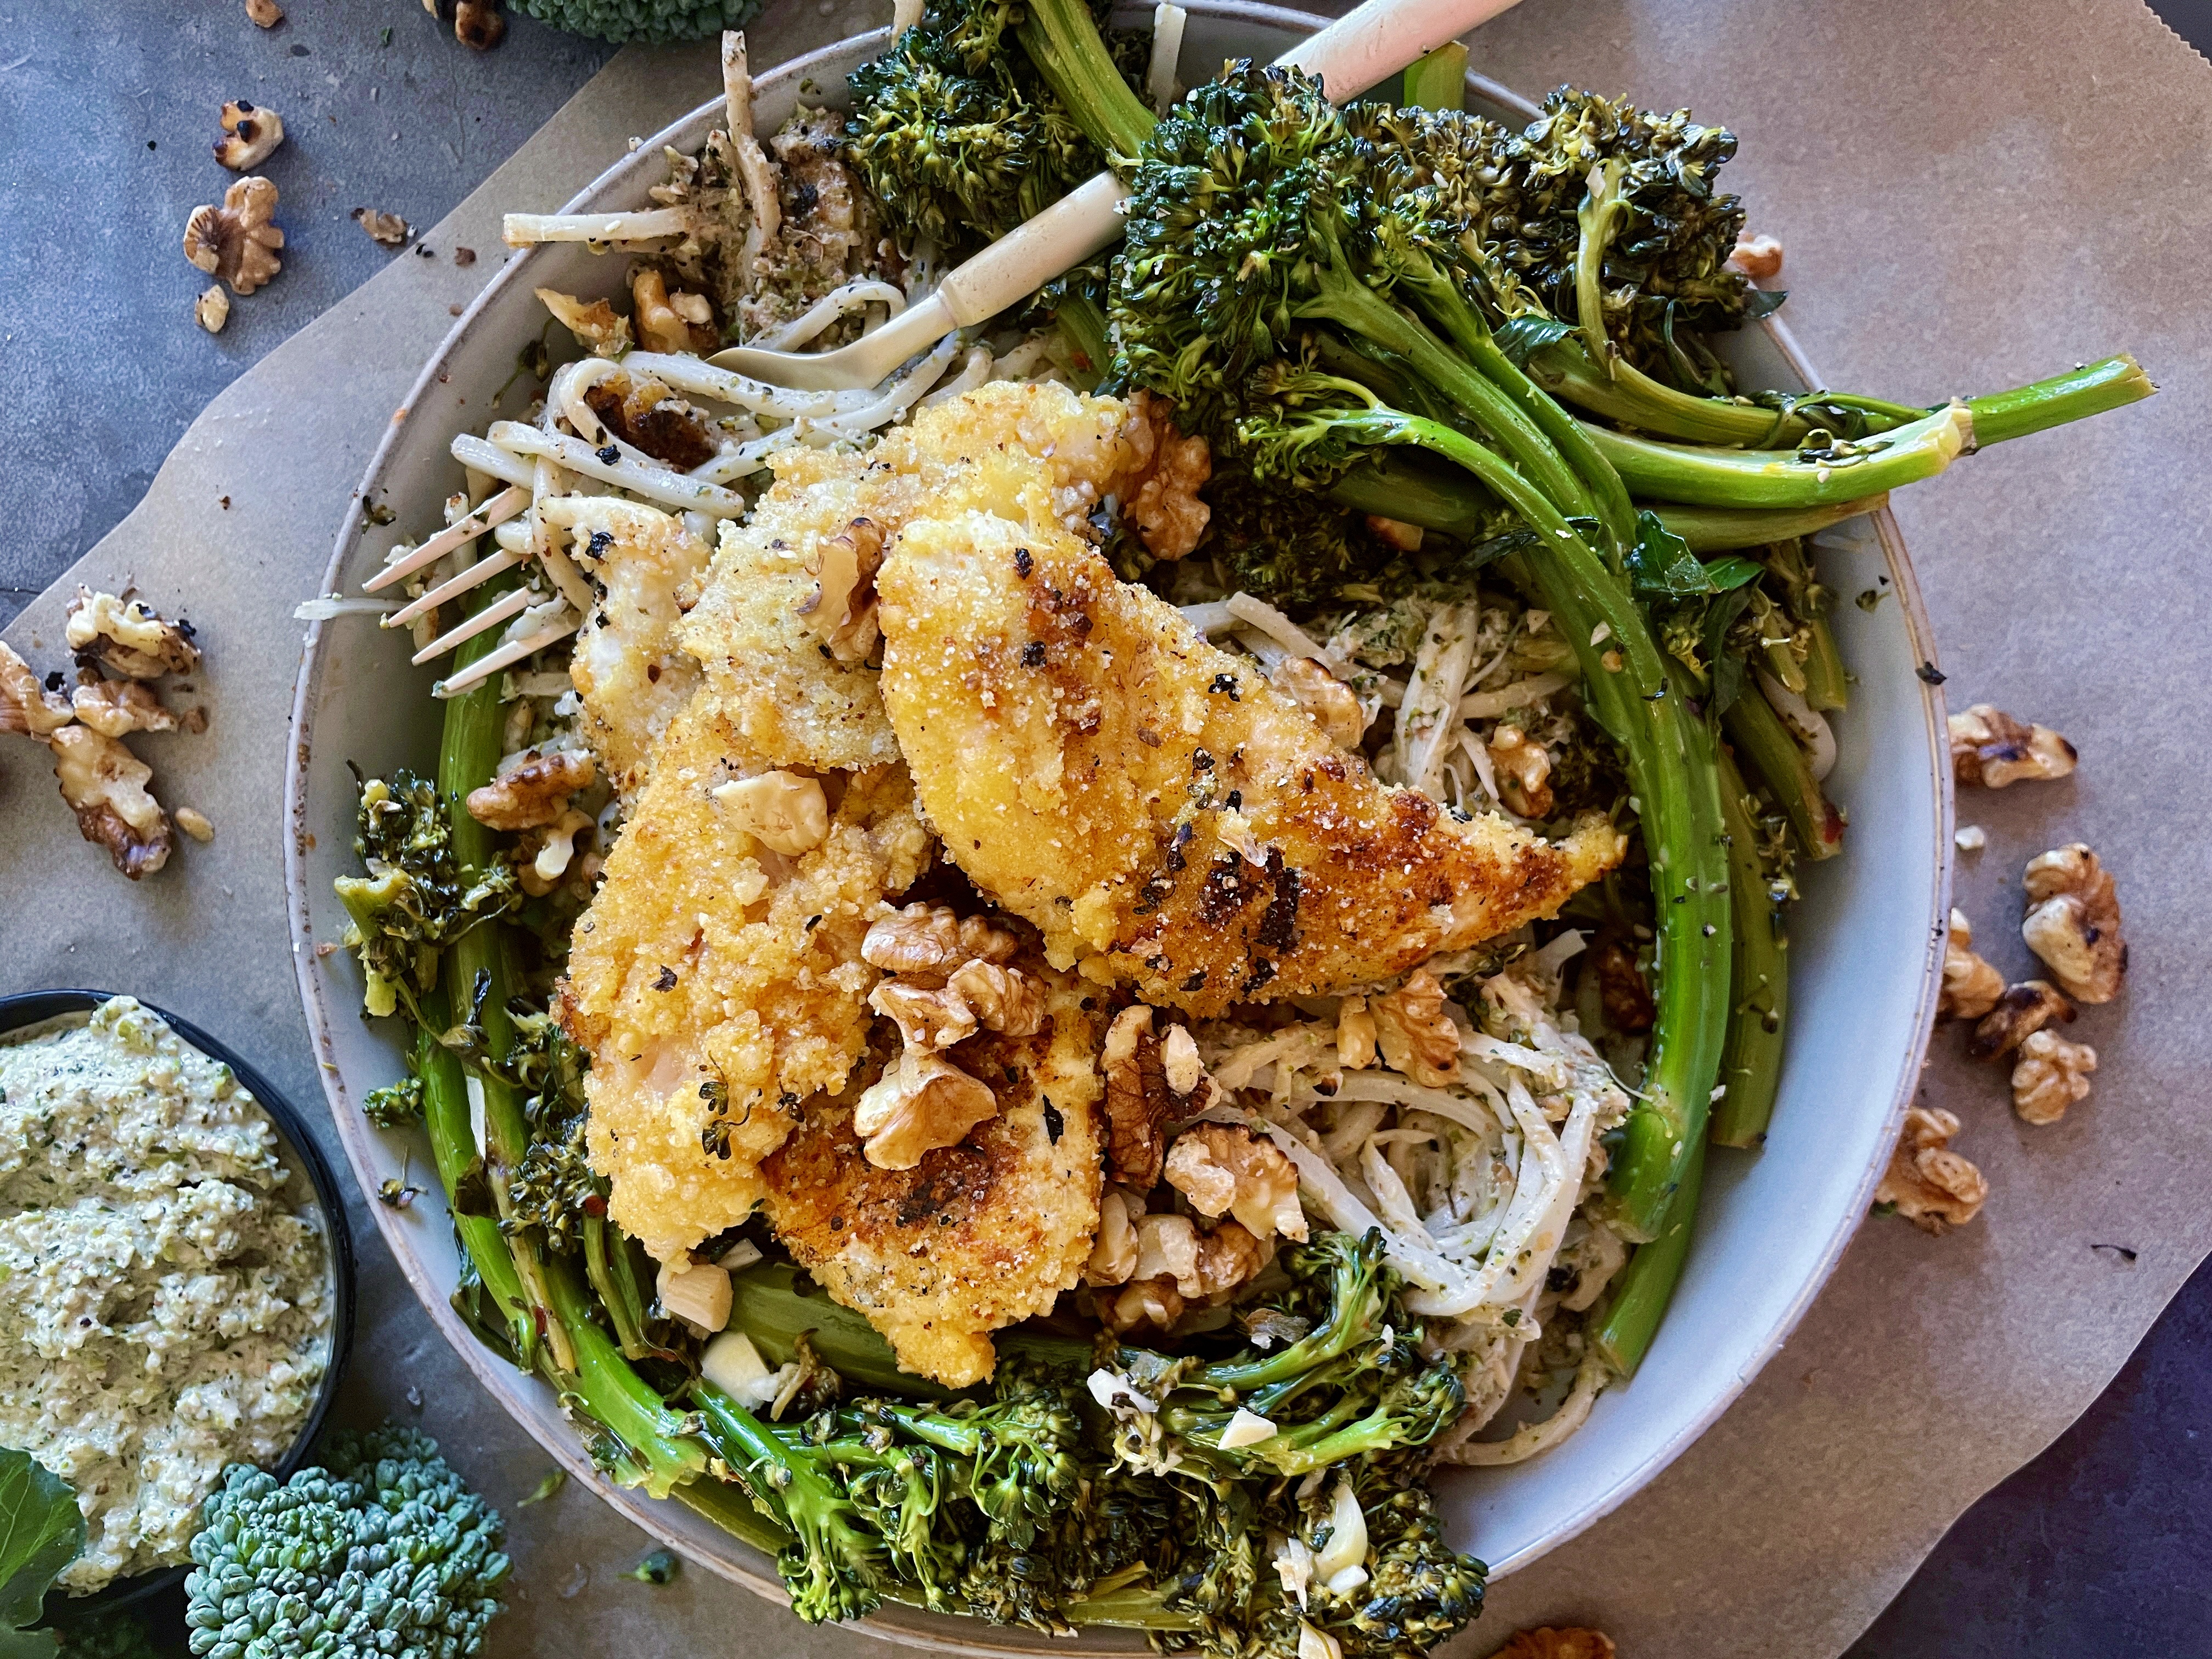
[706,0,1528,393]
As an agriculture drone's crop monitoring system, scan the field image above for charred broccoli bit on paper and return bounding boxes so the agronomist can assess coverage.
[335,772,521,1024]
[683,1233,1487,1659]
[507,0,759,44]
[844,0,1152,251]
[183,1426,510,1659]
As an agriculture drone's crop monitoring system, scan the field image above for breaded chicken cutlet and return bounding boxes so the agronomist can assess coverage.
[876,514,1628,1016]
[763,967,1104,1386]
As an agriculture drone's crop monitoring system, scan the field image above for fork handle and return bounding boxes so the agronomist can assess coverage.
[938,172,1130,328]
[1280,0,1527,101]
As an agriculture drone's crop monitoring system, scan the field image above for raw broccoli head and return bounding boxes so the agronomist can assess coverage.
[508,0,760,44]
[184,1426,509,1659]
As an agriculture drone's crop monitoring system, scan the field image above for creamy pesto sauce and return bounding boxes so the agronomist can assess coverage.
[0,997,332,1593]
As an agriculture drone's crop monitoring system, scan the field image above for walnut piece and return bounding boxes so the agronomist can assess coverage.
[50,725,172,879]
[1372,967,1460,1086]
[1335,995,1376,1070]
[712,769,829,855]
[535,288,633,357]
[243,0,283,26]
[1085,1186,1143,1285]
[1,642,74,737]
[1967,979,2075,1062]
[870,979,979,1051]
[1938,907,2004,1021]
[633,267,717,356]
[71,679,178,738]
[1128,1212,1267,1299]
[1102,1277,1186,1336]
[2012,1029,2097,1125]
[1874,1105,1987,1234]
[1120,391,1212,560]
[1270,657,1366,748]
[454,0,504,49]
[1364,515,1424,554]
[946,959,1045,1036]
[1101,1005,1212,1189]
[1487,724,1555,817]
[195,287,230,333]
[466,749,595,831]
[1949,704,2077,789]
[797,517,886,664]
[1164,1124,1308,1243]
[175,807,216,843]
[852,1049,1000,1169]
[65,588,202,680]
[215,99,284,169]
[2022,843,2125,1003]
[861,903,1018,974]
[1496,1630,1617,1659]
[184,175,284,296]
[1590,932,1655,1033]
[352,206,410,247]
[1727,233,1783,280]
[519,808,594,896]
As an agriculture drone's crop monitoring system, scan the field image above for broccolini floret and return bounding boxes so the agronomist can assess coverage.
[183,1425,510,1659]
[507,0,758,44]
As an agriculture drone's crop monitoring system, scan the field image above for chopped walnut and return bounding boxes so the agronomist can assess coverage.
[1364,515,1424,554]
[1336,995,1376,1070]
[1487,725,1555,817]
[712,769,830,855]
[1164,1124,1308,1243]
[195,287,230,333]
[70,679,178,738]
[1270,657,1366,748]
[582,374,717,470]
[1101,1005,1211,1189]
[632,267,717,356]
[1496,1630,1617,1659]
[1874,1105,1987,1235]
[0,642,74,737]
[244,0,283,24]
[861,903,1018,974]
[797,517,886,664]
[1590,932,1655,1033]
[1102,1277,1186,1335]
[454,0,504,49]
[50,725,172,879]
[2022,843,2125,1003]
[870,979,980,1051]
[1372,967,1460,1086]
[520,808,594,896]
[535,287,633,357]
[66,589,202,680]
[946,959,1046,1036]
[1086,1186,1143,1285]
[184,174,284,296]
[1160,1023,1204,1094]
[852,1049,1000,1169]
[2012,1029,2097,1125]
[465,749,595,831]
[215,100,284,170]
[1126,1212,1268,1300]
[1726,233,1783,280]
[1949,704,2077,789]
[1120,392,1211,560]
[1968,979,2075,1061]
[175,806,216,843]
[352,206,410,247]
[1938,907,2004,1021]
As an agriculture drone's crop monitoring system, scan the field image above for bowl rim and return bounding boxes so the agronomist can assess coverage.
[0,988,360,1621]
[283,8,1951,1648]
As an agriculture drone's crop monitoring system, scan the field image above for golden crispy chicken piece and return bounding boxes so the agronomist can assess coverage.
[762,968,1104,1387]
[876,514,1627,1016]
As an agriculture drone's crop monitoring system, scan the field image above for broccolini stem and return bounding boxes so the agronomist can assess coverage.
[1654,498,1883,552]
[543,1254,713,1498]
[1325,455,1497,539]
[1015,0,1156,162]
[1589,1135,1706,1378]
[1053,289,1111,390]
[584,1214,653,1361]
[1401,40,1467,111]
[1333,409,1733,1242]
[1963,353,2155,445]
[671,1467,798,1556]
[732,1261,961,1398]
[1709,747,1790,1149]
[1584,404,1971,509]
[1720,683,1842,861]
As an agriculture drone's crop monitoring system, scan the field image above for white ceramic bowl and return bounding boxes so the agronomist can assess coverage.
[284,10,1952,1647]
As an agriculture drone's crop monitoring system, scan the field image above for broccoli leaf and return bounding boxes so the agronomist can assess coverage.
[1489,315,1576,368]
[0,1448,81,1656]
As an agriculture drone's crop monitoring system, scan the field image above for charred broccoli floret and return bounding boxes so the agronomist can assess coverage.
[183,1425,510,1659]
[333,772,520,1025]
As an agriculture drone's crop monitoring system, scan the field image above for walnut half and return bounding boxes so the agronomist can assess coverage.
[1164,1123,1308,1243]
[1949,704,2077,789]
[1874,1105,1987,1235]
[466,749,595,831]
[2022,843,2125,1004]
[1938,908,2004,1022]
[50,725,172,879]
[1372,967,1461,1086]
[852,1049,1000,1170]
[1120,391,1212,561]
[184,175,284,296]
[861,903,1018,974]
[65,588,202,680]
[2012,1029,2096,1126]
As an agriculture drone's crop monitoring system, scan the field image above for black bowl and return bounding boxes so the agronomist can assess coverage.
[0,989,358,1623]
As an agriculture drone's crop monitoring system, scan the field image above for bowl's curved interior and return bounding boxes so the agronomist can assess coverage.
[0,989,359,1623]
[285,7,1949,1647]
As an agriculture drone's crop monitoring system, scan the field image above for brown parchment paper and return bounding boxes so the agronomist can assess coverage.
[4,1,2208,1654]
